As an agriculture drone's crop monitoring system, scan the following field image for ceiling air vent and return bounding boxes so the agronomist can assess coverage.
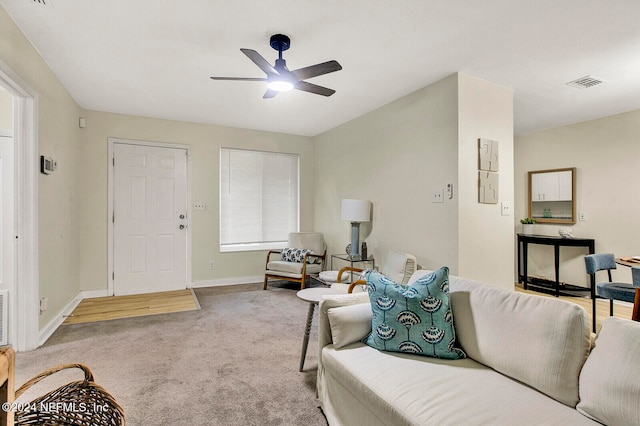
[566,75,606,89]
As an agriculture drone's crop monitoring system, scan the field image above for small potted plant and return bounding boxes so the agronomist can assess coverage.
[520,218,535,235]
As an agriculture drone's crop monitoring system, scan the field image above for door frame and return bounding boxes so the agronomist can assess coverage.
[0,60,39,351]
[107,137,192,296]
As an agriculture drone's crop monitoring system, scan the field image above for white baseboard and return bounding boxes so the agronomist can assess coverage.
[38,292,83,347]
[81,289,109,299]
[191,276,263,288]
[38,288,110,346]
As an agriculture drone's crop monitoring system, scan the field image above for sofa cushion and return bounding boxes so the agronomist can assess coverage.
[320,343,598,425]
[449,276,591,407]
[577,317,640,425]
[328,303,372,349]
[364,267,466,360]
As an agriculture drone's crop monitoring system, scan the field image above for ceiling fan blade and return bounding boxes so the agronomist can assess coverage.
[241,48,278,76]
[291,60,342,80]
[295,81,336,97]
[263,89,278,99]
[210,77,267,81]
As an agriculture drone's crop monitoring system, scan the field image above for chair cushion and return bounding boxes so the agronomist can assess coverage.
[319,270,352,284]
[266,261,322,275]
[584,253,617,274]
[597,282,635,303]
[363,267,466,360]
[577,317,640,425]
[381,249,416,284]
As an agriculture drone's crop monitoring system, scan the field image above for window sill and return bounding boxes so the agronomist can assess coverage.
[220,242,287,253]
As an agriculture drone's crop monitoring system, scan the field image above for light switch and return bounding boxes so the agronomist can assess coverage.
[501,201,511,216]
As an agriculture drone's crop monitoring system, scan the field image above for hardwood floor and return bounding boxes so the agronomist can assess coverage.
[63,289,200,325]
[515,284,633,332]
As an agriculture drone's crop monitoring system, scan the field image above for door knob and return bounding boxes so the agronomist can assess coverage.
[179,214,185,219]
[179,224,186,230]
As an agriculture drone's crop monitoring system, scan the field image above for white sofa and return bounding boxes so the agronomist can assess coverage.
[317,270,640,425]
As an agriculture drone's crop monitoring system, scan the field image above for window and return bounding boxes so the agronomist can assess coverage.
[220,148,299,252]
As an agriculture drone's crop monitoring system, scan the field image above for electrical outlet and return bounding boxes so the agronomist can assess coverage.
[432,188,444,203]
[194,202,206,211]
[208,260,215,270]
[579,212,587,221]
[39,297,48,313]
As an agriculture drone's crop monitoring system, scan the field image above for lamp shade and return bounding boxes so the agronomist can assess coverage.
[341,199,371,223]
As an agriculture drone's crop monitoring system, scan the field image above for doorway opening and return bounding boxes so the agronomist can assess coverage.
[0,62,39,351]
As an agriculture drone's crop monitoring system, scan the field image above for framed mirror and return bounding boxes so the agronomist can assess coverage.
[527,167,576,224]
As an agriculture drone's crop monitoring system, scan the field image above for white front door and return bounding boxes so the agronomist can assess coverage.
[113,143,188,295]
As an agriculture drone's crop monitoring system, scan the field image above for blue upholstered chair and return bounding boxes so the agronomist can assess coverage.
[584,254,636,329]
[631,266,640,322]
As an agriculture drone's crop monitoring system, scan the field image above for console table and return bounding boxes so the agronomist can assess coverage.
[517,234,595,298]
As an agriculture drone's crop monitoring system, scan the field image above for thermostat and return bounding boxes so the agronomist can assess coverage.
[40,155,56,174]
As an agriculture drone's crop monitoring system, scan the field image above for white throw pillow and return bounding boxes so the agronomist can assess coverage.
[327,303,372,349]
[577,317,640,425]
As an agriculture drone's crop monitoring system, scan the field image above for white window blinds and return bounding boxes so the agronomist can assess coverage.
[220,148,299,252]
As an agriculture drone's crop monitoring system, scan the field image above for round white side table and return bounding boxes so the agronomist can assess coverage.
[296,287,343,372]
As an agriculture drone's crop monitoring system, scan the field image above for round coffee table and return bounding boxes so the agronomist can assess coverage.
[296,287,343,372]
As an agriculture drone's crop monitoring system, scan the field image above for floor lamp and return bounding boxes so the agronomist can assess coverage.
[341,199,371,259]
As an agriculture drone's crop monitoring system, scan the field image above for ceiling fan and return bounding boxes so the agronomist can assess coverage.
[210,34,342,99]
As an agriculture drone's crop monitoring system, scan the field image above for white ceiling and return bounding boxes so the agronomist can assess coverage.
[2,0,639,137]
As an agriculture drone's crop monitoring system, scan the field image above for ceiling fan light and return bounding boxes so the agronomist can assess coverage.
[267,80,294,92]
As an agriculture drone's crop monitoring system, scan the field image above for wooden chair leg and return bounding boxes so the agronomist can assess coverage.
[632,288,640,321]
[263,275,269,290]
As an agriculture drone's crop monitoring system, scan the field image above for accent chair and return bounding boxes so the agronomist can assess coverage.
[263,232,326,290]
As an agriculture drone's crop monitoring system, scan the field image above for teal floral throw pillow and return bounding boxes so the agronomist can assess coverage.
[364,267,466,360]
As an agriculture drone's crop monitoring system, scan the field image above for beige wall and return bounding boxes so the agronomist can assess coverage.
[457,74,514,287]
[0,6,83,328]
[314,74,460,272]
[515,109,640,287]
[78,110,313,291]
[314,73,515,289]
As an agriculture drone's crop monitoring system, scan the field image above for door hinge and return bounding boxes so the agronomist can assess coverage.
[112,211,115,223]
[112,157,115,167]
[112,272,114,280]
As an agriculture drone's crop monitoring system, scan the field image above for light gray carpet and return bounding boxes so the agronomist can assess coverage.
[15,282,328,426]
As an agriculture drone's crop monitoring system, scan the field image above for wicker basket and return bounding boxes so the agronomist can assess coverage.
[15,363,125,426]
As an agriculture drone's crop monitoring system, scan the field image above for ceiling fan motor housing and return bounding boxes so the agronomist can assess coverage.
[270,34,291,52]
